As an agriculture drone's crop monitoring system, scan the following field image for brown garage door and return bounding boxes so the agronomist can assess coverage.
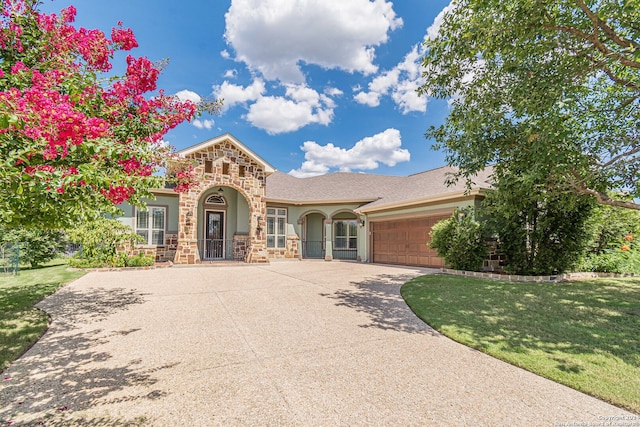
[371,215,450,268]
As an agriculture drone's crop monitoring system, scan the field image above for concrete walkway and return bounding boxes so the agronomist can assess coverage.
[0,261,632,426]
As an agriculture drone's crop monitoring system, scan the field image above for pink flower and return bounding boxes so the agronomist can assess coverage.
[111,27,138,51]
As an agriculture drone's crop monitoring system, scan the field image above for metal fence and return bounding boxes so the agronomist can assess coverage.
[302,241,357,260]
[65,243,82,257]
[197,239,248,261]
[302,241,325,259]
[0,243,21,276]
[332,248,358,260]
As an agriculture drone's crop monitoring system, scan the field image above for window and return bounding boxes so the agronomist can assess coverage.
[204,160,213,173]
[205,195,225,205]
[136,207,166,245]
[334,220,357,249]
[266,208,287,248]
[239,165,245,177]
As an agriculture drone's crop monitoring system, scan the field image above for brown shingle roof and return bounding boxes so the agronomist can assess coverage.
[266,165,493,211]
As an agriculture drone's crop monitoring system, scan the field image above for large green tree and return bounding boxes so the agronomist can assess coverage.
[419,0,640,209]
[482,171,595,274]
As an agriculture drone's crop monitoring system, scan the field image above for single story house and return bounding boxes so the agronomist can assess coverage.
[117,133,492,268]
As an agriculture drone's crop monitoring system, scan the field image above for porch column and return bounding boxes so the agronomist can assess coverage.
[174,193,202,265]
[324,219,333,261]
[246,207,269,263]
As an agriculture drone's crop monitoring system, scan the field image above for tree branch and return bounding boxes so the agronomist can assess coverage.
[599,145,640,168]
[543,1,640,71]
[574,0,640,52]
[565,170,640,210]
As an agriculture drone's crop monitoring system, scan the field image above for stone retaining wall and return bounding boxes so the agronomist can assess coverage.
[441,268,635,283]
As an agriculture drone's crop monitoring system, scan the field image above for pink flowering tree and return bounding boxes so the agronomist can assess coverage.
[0,0,219,228]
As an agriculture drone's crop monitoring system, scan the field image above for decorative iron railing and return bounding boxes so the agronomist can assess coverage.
[302,241,325,259]
[332,247,357,260]
[302,241,357,260]
[198,239,248,261]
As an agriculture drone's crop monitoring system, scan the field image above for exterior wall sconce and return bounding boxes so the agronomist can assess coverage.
[256,215,263,234]
[217,187,224,195]
[359,217,366,227]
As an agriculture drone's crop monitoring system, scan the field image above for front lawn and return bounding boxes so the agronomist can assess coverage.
[0,261,85,371]
[401,275,640,413]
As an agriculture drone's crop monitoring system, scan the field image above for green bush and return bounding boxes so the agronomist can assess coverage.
[122,252,155,267]
[430,208,488,271]
[66,218,144,268]
[577,200,640,274]
[0,225,67,267]
[482,172,594,275]
[69,252,154,269]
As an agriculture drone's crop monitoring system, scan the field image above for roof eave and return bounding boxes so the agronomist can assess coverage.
[266,197,377,206]
[149,188,180,196]
[177,133,276,175]
[356,188,488,214]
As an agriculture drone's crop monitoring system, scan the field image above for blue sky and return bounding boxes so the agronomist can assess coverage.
[41,0,453,177]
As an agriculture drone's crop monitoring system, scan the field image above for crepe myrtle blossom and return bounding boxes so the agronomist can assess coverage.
[0,0,214,227]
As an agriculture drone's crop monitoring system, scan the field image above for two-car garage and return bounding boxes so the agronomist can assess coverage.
[370,214,450,268]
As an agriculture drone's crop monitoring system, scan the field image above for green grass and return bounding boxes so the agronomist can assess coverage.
[401,274,640,413]
[0,260,85,371]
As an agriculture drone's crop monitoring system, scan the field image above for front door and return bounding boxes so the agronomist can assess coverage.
[205,211,224,259]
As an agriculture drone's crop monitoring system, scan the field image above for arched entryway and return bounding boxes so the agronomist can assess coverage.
[197,186,251,261]
[301,211,326,259]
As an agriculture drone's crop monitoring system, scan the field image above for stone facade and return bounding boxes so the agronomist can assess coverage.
[267,234,300,259]
[173,138,270,264]
[125,233,178,263]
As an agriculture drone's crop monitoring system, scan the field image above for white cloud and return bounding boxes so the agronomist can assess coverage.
[220,50,231,59]
[223,69,238,78]
[244,84,335,134]
[353,45,427,114]
[324,87,343,97]
[425,2,457,41]
[174,89,201,104]
[224,0,402,83]
[289,128,410,177]
[351,3,460,114]
[354,90,381,107]
[192,119,215,130]
[213,79,266,111]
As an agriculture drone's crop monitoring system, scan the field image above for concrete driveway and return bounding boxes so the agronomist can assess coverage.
[1,261,632,426]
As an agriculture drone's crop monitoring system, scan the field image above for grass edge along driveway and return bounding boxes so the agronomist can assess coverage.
[401,274,640,414]
[1,262,85,372]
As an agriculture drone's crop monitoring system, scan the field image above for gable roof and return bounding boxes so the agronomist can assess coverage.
[178,133,276,174]
[266,165,493,212]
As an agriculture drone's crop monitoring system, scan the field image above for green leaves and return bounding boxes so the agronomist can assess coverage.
[430,207,488,271]
[421,0,640,210]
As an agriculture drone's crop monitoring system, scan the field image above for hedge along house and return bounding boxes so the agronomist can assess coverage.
[117,133,493,267]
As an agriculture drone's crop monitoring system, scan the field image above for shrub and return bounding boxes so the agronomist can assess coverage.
[577,200,640,273]
[482,172,595,275]
[66,217,144,268]
[430,208,488,271]
[0,225,67,267]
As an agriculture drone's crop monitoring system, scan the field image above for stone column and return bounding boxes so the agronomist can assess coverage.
[174,191,202,264]
[246,199,269,263]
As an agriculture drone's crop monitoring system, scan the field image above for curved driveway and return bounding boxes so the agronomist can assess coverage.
[1,261,632,426]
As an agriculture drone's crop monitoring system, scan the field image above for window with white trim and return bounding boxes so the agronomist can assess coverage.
[266,208,287,248]
[334,220,357,249]
[136,206,166,245]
